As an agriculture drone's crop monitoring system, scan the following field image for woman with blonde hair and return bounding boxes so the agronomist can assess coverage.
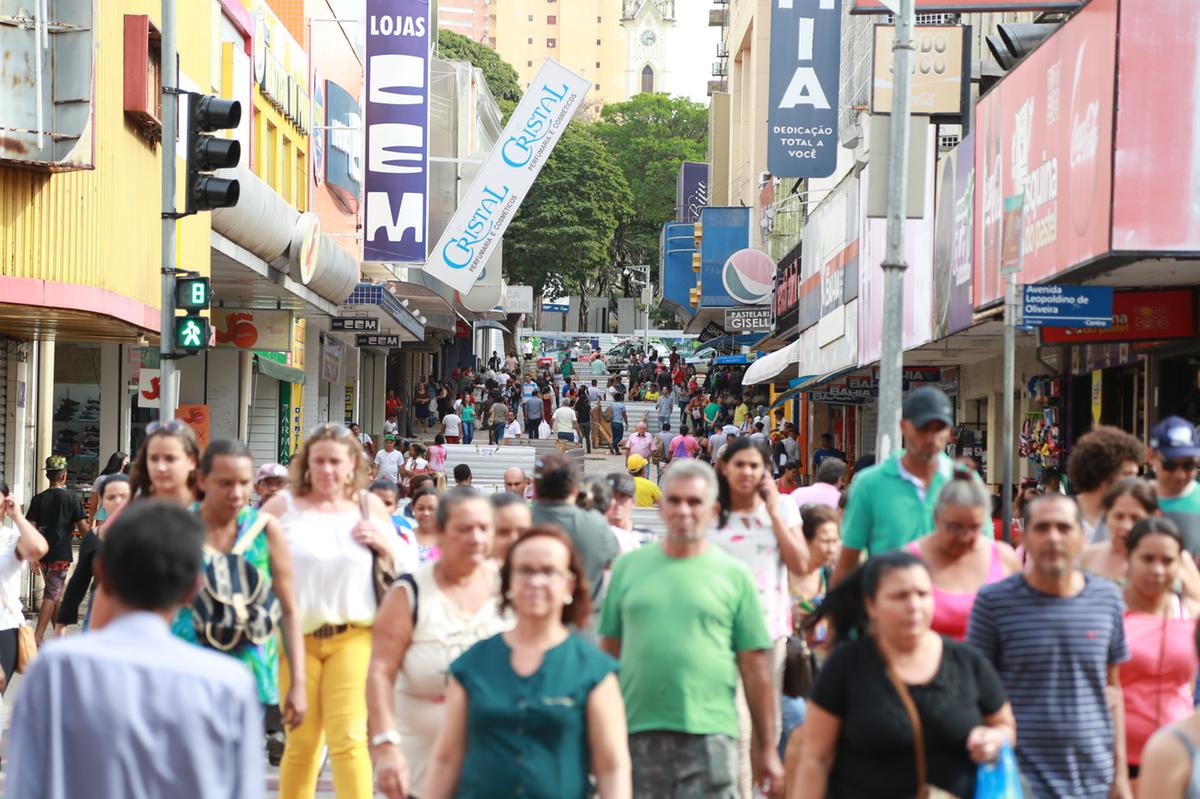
[261,423,399,799]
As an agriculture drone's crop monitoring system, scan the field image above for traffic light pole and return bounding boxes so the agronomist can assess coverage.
[159,0,178,419]
[875,0,915,462]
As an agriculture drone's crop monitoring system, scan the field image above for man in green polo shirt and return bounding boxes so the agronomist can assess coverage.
[600,460,782,798]
[832,386,956,586]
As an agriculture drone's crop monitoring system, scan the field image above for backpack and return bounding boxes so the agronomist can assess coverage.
[192,514,280,653]
[673,436,691,460]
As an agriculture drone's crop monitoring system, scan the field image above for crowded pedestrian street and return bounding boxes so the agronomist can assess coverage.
[3,0,1200,797]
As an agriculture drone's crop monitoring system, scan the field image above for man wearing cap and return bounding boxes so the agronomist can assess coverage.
[832,386,957,586]
[627,455,662,508]
[26,456,90,644]
[1150,416,1200,555]
[373,435,404,484]
[254,463,290,509]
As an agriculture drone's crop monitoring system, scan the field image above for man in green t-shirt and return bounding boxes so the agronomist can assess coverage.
[599,460,782,798]
[1150,416,1200,555]
[832,386,956,586]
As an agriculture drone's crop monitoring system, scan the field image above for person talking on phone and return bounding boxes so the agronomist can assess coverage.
[709,437,809,798]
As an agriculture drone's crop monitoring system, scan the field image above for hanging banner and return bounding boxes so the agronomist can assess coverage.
[429,60,590,294]
[676,162,710,223]
[932,132,975,339]
[767,0,842,178]
[363,0,431,263]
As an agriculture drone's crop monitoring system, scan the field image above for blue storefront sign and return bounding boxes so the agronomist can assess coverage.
[676,162,709,223]
[698,207,751,308]
[326,81,363,214]
[766,0,842,178]
[1020,285,1114,328]
[363,1,431,263]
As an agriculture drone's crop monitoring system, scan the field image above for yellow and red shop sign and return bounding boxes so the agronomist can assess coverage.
[252,2,310,134]
[212,309,292,351]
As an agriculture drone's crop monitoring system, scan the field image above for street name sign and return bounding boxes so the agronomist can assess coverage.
[1020,285,1114,328]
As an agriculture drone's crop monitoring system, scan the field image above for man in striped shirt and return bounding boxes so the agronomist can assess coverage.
[967,493,1131,799]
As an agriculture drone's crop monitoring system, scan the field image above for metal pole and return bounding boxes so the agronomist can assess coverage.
[875,0,915,461]
[1001,273,1016,544]
[159,0,178,419]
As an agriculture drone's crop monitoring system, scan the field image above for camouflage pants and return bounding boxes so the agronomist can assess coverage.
[629,731,738,799]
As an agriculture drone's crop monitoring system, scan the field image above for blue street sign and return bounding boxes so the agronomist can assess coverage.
[541,303,569,314]
[1020,285,1114,328]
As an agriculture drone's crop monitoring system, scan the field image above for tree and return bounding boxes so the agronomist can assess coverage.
[436,29,521,111]
[592,93,709,274]
[505,123,633,330]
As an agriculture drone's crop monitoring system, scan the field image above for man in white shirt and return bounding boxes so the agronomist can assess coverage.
[441,410,463,444]
[8,501,264,799]
[374,435,404,483]
[503,412,522,443]
[383,413,399,437]
[550,403,584,443]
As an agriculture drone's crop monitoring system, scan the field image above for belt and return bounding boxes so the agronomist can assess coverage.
[310,623,351,640]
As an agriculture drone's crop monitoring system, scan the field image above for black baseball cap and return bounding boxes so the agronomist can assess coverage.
[606,472,636,498]
[902,386,953,428]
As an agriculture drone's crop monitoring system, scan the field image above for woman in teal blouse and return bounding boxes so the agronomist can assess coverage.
[419,526,631,799]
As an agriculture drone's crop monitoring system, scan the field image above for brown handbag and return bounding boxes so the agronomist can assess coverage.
[885,664,957,799]
[360,491,396,605]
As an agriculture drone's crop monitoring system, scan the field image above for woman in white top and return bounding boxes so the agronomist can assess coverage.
[262,423,398,799]
[367,487,512,799]
[708,436,809,799]
[0,478,48,693]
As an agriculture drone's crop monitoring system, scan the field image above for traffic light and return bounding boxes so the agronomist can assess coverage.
[185,93,242,213]
[986,24,1055,71]
[689,286,701,308]
[692,221,703,272]
[172,275,210,356]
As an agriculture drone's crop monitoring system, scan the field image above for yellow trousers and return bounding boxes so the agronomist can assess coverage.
[279,626,373,799]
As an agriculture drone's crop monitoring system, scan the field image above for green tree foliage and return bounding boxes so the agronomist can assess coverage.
[592,93,709,271]
[436,29,522,110]
[505,123,633,311]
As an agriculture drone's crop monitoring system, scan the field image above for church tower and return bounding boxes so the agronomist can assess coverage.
[621,0,675,97]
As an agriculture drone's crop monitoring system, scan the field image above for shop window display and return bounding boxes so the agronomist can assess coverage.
[52,344,102,496]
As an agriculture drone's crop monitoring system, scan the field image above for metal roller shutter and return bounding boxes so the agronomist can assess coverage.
[248,375,279,469]
[0,338,10,477]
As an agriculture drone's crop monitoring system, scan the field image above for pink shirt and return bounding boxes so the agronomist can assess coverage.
[1121,607,1198,765]
[906,541,1007,641]
[790,482,841,510]
[626,432,655,459]
[427,445,447,473]
[668,434,699,458]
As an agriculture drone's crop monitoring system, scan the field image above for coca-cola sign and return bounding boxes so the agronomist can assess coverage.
[973,0,1116,308]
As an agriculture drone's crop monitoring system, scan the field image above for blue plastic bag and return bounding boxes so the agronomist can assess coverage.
[974,742,1024,799]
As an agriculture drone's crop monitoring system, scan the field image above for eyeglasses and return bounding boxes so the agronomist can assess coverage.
[146,420,189,436]
[512,566,571,583]
[941,521,987,536]
[1162,460,1198,473]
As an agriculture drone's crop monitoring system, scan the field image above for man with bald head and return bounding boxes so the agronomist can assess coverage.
[625,420,656,462]
[503,466,529,497]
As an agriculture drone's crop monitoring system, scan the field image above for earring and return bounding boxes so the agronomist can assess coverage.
[504,590,513,599]
[564,596,573,605]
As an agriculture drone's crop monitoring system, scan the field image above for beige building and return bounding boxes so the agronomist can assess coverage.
[438,0,493,43]
[491,0,628,107]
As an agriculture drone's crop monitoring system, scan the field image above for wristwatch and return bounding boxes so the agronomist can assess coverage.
[370,730,402,748]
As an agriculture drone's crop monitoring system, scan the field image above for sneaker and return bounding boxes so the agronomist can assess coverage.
[266,732,285,766]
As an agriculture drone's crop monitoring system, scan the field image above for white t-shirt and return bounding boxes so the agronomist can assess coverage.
[497,372,511,386]
[383,420,399,435]
[404,456,429,474]
[374,449,404,482]
[0,529,26,630]
[442,414,463,437]
[708,496,802,640]
[551,405,577,434]
[504,420,522,439]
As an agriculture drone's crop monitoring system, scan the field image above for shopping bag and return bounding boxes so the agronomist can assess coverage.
[974,742,1023,799]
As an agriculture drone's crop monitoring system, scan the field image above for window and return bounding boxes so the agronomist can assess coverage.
[596,38,601,45]
[282,138,292,202]
[547,37,556,47]
[547,15,556,23]
[527,37,533,44]
[527,14,533,21]
[123,15,163,138]
[265,122,277,187]
[641,65,654,93]
[527,60,533,67]
[295,151,306,209]
[597,16,602,21]
[595,61,600,68]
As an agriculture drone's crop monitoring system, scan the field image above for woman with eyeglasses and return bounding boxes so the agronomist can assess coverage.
[367,487,512,799]
[261,424,398,799]
[1117,517,1200,786]
[129,421,201,505]
[905,475,1020,641]
[419,526,630,799]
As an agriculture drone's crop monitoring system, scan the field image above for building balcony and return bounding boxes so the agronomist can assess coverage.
[712,62,728,77]
[709,7,729,26]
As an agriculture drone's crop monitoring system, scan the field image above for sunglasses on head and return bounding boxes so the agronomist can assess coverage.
[145,420,189,435]
[308,422,351,438]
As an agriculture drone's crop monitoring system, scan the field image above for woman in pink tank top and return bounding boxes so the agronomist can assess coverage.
[906,474,1021,640]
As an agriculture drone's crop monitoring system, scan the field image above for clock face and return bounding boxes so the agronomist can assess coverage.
[640,30,657,47]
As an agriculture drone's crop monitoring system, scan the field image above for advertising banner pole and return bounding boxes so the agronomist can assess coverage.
[1001,272,1016,544]
[159,0,178,419]
[875,0,915,461]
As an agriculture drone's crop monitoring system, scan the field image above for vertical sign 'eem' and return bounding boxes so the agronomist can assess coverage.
[767,0,842,178]
[363,1,430,263]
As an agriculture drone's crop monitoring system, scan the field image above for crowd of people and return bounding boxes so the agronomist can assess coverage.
[3,362,1200,797]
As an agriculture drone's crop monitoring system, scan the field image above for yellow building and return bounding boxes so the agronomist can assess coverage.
[491,0,628,108]
[0,0,215,498]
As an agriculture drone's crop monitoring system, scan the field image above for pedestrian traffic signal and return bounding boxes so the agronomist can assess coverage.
[185,93,242,213]
[173,316,209,354]
[174,276,210,311]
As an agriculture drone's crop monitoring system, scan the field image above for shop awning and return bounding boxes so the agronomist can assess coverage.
[743,341,800,385]
[768,365,859,410]
[253,355,306,384]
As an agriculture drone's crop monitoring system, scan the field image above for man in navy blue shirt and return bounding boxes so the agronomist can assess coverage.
[968,493,1130,799]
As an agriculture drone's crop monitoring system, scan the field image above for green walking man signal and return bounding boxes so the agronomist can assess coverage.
[172,275,211,357]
